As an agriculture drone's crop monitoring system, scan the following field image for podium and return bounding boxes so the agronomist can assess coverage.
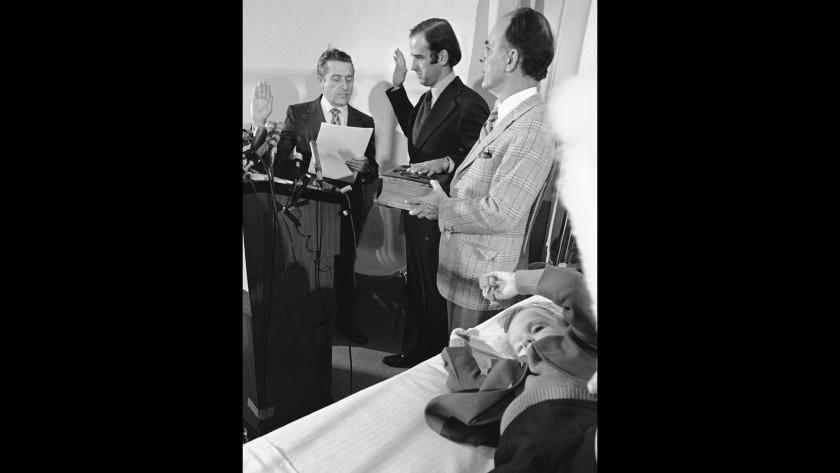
[242,177,345,435]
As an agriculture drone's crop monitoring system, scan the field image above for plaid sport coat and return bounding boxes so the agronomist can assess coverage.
[436,94,555,311]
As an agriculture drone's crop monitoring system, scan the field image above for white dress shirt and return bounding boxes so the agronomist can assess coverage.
[321,95,348,126]
[429,71,457,108]
[494,86,538,124]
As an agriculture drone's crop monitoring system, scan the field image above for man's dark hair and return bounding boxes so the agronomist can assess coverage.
[316,48,354,79]
[410,18,461,67]
[504,8,555,81]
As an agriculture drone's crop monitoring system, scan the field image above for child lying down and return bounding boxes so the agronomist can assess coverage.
[425,265,597,473]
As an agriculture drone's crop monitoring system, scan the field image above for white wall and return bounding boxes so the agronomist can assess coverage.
[577,0,596,78]
[540,0,594,100]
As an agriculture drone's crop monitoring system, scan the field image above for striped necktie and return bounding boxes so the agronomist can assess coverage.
[482,106,499,138]
[330,108,341,125]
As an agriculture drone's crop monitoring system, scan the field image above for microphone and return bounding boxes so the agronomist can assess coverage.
[264,129,282,161]
[245,124,283,174]
[289,146,305,183]
[243,125,269,169]
[319,181,352,194]
[266,129,281,148]
[264,122,282,153]
[251,125,268,151]
[310,139,323,188]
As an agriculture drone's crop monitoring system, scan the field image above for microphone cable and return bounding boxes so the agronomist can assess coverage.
[341,191,357,395]
[260,145,283,409]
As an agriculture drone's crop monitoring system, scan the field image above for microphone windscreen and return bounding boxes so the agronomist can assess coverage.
[310,140,321,170]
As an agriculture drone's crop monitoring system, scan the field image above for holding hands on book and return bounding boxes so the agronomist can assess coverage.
[407,180,448,231]
[407,156,453,176]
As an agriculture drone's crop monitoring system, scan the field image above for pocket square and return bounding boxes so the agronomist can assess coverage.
[475,246,498,260]
[479,150,492,159]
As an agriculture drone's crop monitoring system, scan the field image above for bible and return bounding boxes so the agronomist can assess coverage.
[375,165,452,211]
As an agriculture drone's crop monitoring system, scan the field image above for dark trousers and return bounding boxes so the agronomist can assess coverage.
[446,301,502,332]
[402,212,449,359]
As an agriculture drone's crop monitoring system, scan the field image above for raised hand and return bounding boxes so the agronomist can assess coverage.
[250,80,273,126]
[392,49,408,88]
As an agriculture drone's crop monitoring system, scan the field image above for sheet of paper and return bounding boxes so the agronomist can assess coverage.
[308,122,373,183]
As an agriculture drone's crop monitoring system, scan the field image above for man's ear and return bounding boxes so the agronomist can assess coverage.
[439,49,449,66]
[505,48,519,72]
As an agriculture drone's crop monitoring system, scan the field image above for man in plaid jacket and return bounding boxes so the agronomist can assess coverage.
[408,7,556,330]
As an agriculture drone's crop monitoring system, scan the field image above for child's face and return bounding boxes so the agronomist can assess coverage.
[507,307,569,357]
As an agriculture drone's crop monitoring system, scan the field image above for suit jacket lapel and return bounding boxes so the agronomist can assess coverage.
[454,94,544,180]
[413,78,462,151]
[347,105,364,127]
[302,96,326,137]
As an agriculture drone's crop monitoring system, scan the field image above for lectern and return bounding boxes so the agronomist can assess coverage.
[242,177,345,435]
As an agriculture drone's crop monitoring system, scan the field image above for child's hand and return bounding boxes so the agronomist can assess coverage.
[587,371,597,394]
[479,271,518,301]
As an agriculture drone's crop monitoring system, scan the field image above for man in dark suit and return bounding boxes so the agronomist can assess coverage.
[251,48,378,345]
[382,19,490,367]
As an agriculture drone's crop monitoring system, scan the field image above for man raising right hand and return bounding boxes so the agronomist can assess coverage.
[383,18,490,368]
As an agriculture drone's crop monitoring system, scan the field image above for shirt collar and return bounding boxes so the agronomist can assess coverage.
[429,71,457,107]
[495,86,538,123]
[320,95,348,125]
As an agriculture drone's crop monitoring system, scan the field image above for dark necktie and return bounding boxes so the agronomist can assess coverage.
[481,106,499,139]
[330,108,341,125]
[412,92,432,143]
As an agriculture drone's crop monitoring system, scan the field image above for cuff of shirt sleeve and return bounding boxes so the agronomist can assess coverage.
[437,197,455,230]
[514,269,543,295]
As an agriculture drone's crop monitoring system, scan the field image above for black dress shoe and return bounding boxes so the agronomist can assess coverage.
[383,353,423,368]
[338,322,368,345]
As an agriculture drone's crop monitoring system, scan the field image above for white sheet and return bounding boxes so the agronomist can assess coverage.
[243,296,550,473]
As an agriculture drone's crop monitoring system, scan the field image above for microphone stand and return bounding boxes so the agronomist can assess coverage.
[310,140,324,189]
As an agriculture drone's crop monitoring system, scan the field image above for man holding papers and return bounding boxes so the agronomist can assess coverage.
[250,48,377,345]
